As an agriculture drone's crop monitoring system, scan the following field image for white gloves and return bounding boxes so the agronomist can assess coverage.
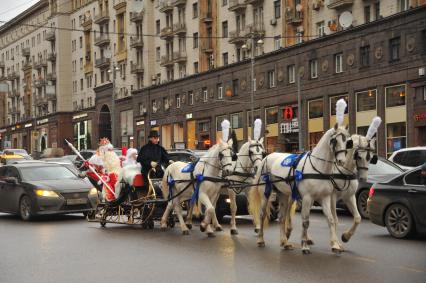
[151,161,158,168]
[169,160,174,164]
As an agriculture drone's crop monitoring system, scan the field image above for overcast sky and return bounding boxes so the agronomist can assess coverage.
[0,0,39,25]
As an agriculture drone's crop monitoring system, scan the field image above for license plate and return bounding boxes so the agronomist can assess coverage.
[66,198,87,205]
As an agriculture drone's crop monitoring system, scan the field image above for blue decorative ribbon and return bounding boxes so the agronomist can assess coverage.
[291,170,303,200]
[190,174,204,205]
[167,176,175,200]
[262,174,272,199]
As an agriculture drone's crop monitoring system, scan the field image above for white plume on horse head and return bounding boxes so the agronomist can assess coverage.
[221,119,230,142]
[335,98,347,126]
[366,116,382,140]
[253,119,262,141]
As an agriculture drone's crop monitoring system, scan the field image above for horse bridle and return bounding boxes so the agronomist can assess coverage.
[248,143,266,165]
[353,146,376,171]
[218,147,233,170]
[330,132,352,159]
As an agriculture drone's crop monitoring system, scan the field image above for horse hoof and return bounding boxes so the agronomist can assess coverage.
[182,230,190,236]
[186,224,192,230]
[215,226,223,232]
[302,249,311,255]
[257,242,265,247]
[207,232,215,238]
[200,223,206,233]
[307,239,315,246]
[254,228,259,233]
[332,248,342,254]
[341,234,350,243]
[283,244,294,250]
[230,229,238,235]
[160,226,167,232]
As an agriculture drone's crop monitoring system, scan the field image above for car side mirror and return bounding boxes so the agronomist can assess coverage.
[4,177,19,184]
[370,155,378,165]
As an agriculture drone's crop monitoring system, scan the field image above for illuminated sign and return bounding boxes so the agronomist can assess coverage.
[150,120,157,126]
[72,113,88,120]
[136,120,145,126]
[24,123,33,128]
[37,118,49,125]
[186,113,193,119]
[414,113,426,121]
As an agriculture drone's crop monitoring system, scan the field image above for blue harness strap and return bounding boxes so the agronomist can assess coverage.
[167,176,175,200]
[181,160,198,173]
[292,170,303,200]
[262,174,273,199]
[190,174,204,205]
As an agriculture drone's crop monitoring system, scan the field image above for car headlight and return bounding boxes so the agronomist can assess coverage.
[225,198,231,204]
[89,187,98,196]
[35,189,59,198]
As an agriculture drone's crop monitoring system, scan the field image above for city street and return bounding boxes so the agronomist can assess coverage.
[1,210,425,283]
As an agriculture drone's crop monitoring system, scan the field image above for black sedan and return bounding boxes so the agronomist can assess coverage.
[0,163,98,220]
[367,167,426,238]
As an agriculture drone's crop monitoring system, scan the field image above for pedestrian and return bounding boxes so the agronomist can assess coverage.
[136,130,170,185]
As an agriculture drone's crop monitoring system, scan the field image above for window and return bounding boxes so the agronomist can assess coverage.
[274,36,281,50]
[222,21,228,38]
[423,86,426,101]
[193,3,198,18]
[398,0,409,12]
[156,47,160,61]
[308,99,323,119]
[317,21,325,37]
[216,115,227,131]
[387,122,406,157]
[356,90,377,112]
[364,6,371,23]
[231,112,243,129]
[176,94,181,108]
[266,107,278,125]
[422,30,426,53]
[310,59,318,79]
[374,2,380,20]
[222,0,228,6]
[335,53,343,73]
[274,0,281,18]
[193,33,198,48]
[360,45,370,67]
[222,52,228,66]
[232,79,239,96]
[389,37,400,61]
[386,85,406,107]
[156,20,160,34]
[268,70,275,88]
[188,91,194,105]
[203,88,208,102]
[288,65,295,84]
[247,109,261,126]
[401,152,426,168]
[217,84,223,100]
[193,62,199,73]
[330,95,349,115]
[405,170,423,185]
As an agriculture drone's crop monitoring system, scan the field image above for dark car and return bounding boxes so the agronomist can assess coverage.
[168,149,207,163]
[0,163,98,220]
[367,167,426,238]
[350,157,403,219]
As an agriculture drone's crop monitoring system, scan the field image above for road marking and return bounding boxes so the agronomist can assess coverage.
[351,256,376,263]
[397,266,426,273]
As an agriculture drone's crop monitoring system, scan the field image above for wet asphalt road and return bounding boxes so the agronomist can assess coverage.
[0,210,425,283]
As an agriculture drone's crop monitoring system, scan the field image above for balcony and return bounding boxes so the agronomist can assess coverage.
[228,29,248,44]
[36,96,48,106]
[201,11,213,23]
[33,59,47,70]
[172,0,186,7]
[10,106,19,114]
[246,23,265,38]
[34,78,46,88]
[45,30,56,41]
[21,60,32,71]
[229,0,247,12]
[7,72,19,81]
[94,33,110,46]
[0,60,4,68]
[113,0,127,10]
[201,40,214,53]
[130,10,144,22]
[94,10,109,24]
[47,52,57,61]
[159,1,174,13]
[8,90,19,98]
[0,74,6,81]
[173,23,186,35]
[130,36,144,48]
[81,15,92,31]
[130,62,144,74]
[46,73,57,81]
[160,26,174,40]
[160,55,174,67]
[47,92,57,101]
[173,51,187,63]
[95,57,111,68]
[21,47,31,57]
[327,0,354,9]
[245,0,264,5]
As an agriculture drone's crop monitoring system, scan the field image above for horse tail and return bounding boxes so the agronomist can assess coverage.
[248,157,266,227]
[284,199,297,228]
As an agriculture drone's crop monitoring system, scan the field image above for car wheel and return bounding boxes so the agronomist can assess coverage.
[357,190,370,219]
[385,204,414,239]
[20,195,33,221]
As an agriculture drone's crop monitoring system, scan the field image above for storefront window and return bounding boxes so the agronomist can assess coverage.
[385,84,406,107]
[74,120,92,150]
[356,90,377,112]
[247,109,261,126]
[387,122,406,157]
[330,95,349,115]
[120,110,133,136]
[216,115,228,131]
[265,107,278,124]
[308,99,323,119]
[231,112,243,129]
[309,131,323,150]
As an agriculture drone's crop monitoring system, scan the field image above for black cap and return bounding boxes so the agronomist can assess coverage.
[148,130,160,138]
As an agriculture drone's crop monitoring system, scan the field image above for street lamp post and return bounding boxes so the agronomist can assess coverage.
[297,74,304,151]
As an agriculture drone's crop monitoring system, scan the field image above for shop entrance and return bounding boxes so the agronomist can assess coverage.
[99,105,112,141]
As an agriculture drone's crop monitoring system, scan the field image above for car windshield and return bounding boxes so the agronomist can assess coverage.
[7,149,28,155]
[369,159,403,175]
[20,166,78,181]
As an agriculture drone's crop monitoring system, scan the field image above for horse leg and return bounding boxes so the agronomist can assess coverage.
[228,189,238,235]
[257,195,269,247]
[175,202,190,235]
[278,193,292,250]
[160,201,173,230]
[321,195,342,254]
[185,201,193,230]
[198,192,215,237]
[301,195,314,254]
[341,194,361,244]
[330,192,343,250]
[285,196,294,240]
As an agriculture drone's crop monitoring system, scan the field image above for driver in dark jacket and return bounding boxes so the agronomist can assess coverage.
[136,130,170,182]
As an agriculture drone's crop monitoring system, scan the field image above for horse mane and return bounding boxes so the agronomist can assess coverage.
[231,130,239,153]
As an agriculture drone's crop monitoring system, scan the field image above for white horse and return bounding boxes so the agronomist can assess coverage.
[249,123,352,253]
[224,137,266,235]
[160,140,234,235]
